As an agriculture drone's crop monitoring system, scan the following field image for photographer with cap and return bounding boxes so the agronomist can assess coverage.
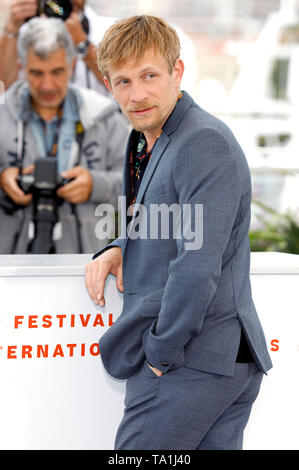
[0,17,129,254]
[0,0,117,95]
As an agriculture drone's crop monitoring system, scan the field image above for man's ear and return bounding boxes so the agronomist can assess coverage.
[173,58,184,88]
[103,76,112,93]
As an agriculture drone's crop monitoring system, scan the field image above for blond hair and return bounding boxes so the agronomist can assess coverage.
[97,15,181,80]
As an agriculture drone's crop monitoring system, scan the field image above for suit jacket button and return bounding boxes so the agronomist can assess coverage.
[161,362,168,367]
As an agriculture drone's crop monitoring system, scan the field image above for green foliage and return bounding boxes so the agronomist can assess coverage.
[249,200,299,254]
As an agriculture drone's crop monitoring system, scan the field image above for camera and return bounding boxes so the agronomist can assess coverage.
[17,157,71,254]
[31,1,90,35]
[37,0,73,21]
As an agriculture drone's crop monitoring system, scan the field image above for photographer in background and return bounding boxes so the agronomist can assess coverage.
[0,0,117,95]
[0,17,129,254]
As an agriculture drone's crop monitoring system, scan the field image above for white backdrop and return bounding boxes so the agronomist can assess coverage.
[0,256,125,450]
[0,252,298,450]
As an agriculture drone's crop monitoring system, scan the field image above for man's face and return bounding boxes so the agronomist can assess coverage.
[25,47,73,112]
[105,48,184,136]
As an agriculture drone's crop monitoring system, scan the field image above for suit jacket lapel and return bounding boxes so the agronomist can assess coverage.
[123,132,134,211]
[124,132,170,243]
[133,132,170,206]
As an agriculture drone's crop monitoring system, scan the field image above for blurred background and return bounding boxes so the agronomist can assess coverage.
[0,0,298,253]
[89,0,299,254]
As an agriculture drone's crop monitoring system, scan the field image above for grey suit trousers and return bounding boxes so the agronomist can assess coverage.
[115,362,263,450]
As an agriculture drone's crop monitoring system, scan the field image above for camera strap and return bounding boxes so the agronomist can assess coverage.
[17,105,85,168]
[47,106,64,157]
[16,109,85,253]
[16,105,63,172]
[17,120,26,172]
[70,120,85,254]
[74,120,85,163]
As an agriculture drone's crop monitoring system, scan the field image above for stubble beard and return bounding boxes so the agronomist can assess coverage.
[124,103,167,133]
[132,115,166,133]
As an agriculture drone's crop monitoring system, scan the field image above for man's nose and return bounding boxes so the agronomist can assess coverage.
[129,83,148,103]
[40,74,55,90]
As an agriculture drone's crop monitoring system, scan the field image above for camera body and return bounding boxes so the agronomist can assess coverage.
[17,157,70,195]
[37,0,73,21]
[17,157,72,254]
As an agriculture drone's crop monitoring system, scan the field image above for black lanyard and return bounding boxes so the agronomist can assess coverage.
[41,105,64,157]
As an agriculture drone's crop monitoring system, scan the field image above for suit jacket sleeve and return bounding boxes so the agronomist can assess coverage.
[143,128,243,373]
[92,236,124,260]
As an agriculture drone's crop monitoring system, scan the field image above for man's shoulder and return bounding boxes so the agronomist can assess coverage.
[174,94,246,164]
[187,98,231,136]
[179,95,240,152]
[0,80,27,120]
[69,84,119,127]
[167,91,231,141]
[70,83,113,105]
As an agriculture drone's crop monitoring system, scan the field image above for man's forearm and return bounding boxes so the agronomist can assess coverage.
[0,33,19,89]
[82,43,105,85]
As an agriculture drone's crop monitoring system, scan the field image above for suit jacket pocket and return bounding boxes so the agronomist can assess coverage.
[142,288,164,317]
[142,287,186,371]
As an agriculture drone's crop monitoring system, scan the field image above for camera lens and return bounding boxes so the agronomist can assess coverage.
[43,0,73,21]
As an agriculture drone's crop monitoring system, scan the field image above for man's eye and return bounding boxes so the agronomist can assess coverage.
[116,79,129,87]
[52,69,64,76]
[145,73,156,80]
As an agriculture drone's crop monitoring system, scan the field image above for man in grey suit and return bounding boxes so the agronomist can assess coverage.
[85,15,272,450]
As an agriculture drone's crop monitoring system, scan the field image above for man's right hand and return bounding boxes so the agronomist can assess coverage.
[0,166,33,205]
[6,0,38,33]
[85,247,123,306]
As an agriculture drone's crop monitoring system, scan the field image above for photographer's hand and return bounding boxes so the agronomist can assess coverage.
[65,11,106,85]
[65,11,87,45]
[6,0,38,33]
[1,1,37,89]
[0,166,33,206]
[57,166,93,204]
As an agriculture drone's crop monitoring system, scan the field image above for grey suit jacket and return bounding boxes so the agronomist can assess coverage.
[94,91,273,380]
